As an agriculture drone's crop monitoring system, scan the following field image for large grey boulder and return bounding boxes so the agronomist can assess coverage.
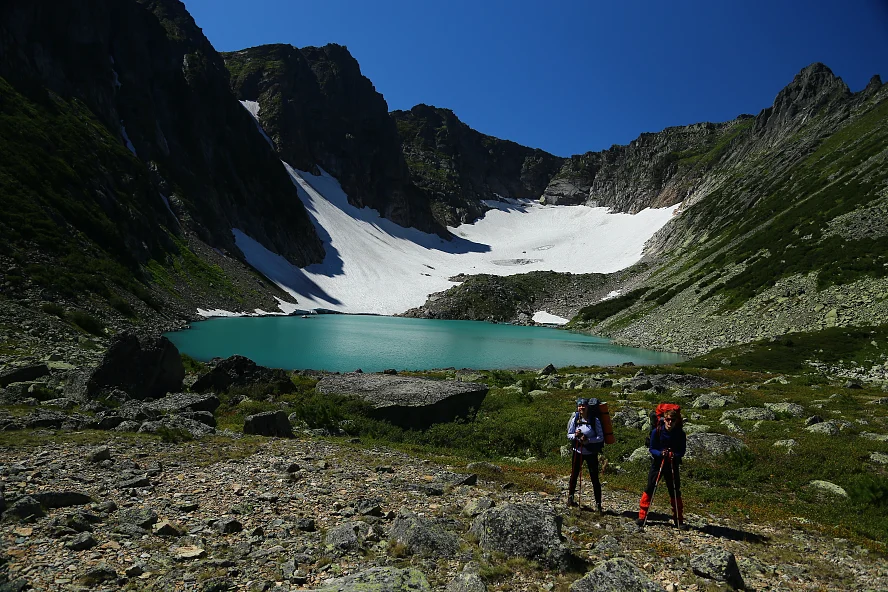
[0,364,50,388]
[808,480,848,497]
[192,355,292,393]
[313,566,430,591]
[690,548,745,589]
[470,503,570,569]
[805,421,840,435]
[611,407,649,430]
[325,521,370,552]
[720,407,776,421]
[764,402,805,417]
[139,415,215,439]
[389,510,460,558]
[243,411,293,437]
[570,558,665,592]
[147,393,220,414]
[316,374,488,428]
[446,568,486,592]
[691,393,737,409]
[74,333,184,400]
[685,433,746,459]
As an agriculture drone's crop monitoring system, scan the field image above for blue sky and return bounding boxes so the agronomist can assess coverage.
[182,0,888,157]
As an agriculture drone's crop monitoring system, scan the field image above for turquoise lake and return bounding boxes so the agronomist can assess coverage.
[165,315,684,372]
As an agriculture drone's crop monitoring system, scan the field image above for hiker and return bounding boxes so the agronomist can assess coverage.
[567,397,604,513]
[637,406,687,528]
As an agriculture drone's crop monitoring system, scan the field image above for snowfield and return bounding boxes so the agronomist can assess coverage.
[227,164,678,323]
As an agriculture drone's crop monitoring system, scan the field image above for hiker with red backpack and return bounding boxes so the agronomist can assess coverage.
[637,404,687,529]
[567,397,604,513]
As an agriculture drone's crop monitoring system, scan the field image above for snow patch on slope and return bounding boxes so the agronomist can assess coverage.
[229,165,678,317]
[240,100,274,147]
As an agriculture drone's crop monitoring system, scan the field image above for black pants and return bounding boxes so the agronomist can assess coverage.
[569,451,601,504]
[645,456,681,498]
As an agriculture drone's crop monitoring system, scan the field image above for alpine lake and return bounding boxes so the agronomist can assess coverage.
[165,314,684,372]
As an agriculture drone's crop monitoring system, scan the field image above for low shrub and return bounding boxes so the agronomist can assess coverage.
[68,309,105,336]
[41,302,66,318]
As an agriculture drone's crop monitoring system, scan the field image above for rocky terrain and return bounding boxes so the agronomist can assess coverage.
[2,432,886,592]
[1,332,887,591]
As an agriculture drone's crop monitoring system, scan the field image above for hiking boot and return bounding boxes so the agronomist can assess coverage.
[567,494,577,507]
[636,518,645,528]
[596,503,603,515]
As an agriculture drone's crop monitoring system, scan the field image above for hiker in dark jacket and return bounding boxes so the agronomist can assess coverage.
[566,397,604,513]
[637,408,687,527]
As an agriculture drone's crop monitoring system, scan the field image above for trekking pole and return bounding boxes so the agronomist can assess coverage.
[577,448,583,509]
[669,454,681,528]
[642,456,667,530]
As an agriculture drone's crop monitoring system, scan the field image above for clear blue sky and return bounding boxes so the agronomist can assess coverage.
[182,0,888,157]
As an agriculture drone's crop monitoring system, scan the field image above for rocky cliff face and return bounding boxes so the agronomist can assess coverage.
[539,63,864,217]
[223,44,447,237]
[0,0,323,275]
[393,105,564,225]
[408,64,888,356]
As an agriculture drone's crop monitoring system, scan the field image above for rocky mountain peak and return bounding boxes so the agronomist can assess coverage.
[756,63,851,136]
[224,42,447,237]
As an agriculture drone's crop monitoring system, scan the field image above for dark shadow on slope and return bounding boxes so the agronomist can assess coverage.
[297,170,492,265]
[619,510,768,544]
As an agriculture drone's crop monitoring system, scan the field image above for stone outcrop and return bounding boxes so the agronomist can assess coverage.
[685,433,746,459]
[469,503,570,570]
[393,105,564,225]
[388,510,460,558]
[74,333,184,401]
[313,567,431,592]
[243,410,293,438]
[690,548,745,589]
[570,558,666,592]
[191,355,292,393]
[315,373,488,428]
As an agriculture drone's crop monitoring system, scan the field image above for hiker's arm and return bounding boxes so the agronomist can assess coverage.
[567,416,577,440]
[586,418,604,443]
[649,429,662,457]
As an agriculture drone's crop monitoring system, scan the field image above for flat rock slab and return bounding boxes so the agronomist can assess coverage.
[316,374,488,428]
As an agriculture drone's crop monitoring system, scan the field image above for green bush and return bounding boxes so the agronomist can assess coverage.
[848,475,888,508]
[109,295,136,318]
[157,426,193,443]
[68,310,105,336]
[41,302,65,318]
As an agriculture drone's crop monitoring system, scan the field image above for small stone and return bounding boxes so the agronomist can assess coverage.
[172,545,206,560]
[215,517,243,534]
[66,532,97,551]
[89,446,112,462]
[153,520,183,536]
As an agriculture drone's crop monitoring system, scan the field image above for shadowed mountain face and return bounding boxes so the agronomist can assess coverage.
[392,105,565,225]
[223,43,448,238]
[0,0,323,307]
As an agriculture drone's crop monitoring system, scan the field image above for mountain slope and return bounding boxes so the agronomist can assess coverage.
[0,0,323,323]
[407,65,888,355]
[392,104,565,225]
[223,43,447,237]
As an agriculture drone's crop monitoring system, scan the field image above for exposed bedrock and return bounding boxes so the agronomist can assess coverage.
[315,373,488,429]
